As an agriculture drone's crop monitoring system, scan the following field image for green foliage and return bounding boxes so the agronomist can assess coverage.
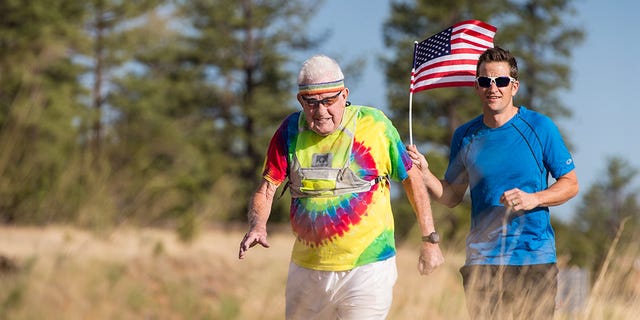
[168,0,321,222]
[0,256,34,317]
[0,1,322,234]
[0,0,87,223]
[497,0,585,121]
[554,217,596,267]
[1,284,24,317]
[566,157,640,272]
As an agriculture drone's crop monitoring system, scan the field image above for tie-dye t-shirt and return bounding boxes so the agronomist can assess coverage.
[262,105,412,271]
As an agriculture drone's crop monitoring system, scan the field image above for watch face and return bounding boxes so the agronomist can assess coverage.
[422,232,440,243]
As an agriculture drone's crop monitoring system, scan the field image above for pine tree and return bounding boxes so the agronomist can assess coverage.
[79,0,164,167]
[0,0,86,223]
[171,0,321,222]
[98,0,321,234]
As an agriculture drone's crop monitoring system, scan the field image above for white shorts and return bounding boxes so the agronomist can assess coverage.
[285,257,397,320]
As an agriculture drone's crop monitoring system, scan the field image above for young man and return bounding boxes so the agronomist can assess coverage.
[408,46,578,320]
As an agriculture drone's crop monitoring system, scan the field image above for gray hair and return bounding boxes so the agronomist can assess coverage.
[297,55,344,85]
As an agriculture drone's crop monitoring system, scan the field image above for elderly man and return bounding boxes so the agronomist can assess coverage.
[239,54,444,319]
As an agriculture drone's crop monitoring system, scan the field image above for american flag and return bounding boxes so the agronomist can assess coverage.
[410,20,497,93]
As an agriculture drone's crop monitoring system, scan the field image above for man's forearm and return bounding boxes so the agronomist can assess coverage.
[247,180,278,232]
[423,170,466,208]
[423,170,444,199]
[404,168,436,235]
[535,170,579,207]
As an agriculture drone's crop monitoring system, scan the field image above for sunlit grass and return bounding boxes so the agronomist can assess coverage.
[0,224,638,319]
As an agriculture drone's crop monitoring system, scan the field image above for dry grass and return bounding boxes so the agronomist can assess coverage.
[0,224,638,319]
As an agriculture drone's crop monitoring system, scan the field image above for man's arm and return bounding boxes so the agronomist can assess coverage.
[538,170,579,206]
[406,145,467,208]
[501,170,579,211]
[238,179,279,259]
[402,166,445,275]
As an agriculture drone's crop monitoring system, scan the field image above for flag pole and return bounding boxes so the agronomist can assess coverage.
[409,87,414,146]
[409,41,418,146]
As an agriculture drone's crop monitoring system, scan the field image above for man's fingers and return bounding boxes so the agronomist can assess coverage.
[239,233,271,259]
[239,233,256,259]
[239,241,249,259]
[418,259,434,275]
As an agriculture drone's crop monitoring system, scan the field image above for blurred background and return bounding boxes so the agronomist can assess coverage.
[0,0,638,319]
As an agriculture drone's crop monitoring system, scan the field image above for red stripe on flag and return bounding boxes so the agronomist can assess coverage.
[410,20,497,93]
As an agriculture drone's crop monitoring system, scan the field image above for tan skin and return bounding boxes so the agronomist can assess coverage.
[239,87,444,275]
[297,88,350,136]
[406,61,578,212]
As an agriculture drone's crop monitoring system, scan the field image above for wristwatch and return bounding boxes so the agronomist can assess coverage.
[421,231,440,244]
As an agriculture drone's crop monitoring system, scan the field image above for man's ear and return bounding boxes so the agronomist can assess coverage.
[511,80,519,96]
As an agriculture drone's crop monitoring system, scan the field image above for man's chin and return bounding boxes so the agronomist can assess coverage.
[311,126,335,136]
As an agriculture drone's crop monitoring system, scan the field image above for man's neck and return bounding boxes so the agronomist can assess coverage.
[483,105,518,128]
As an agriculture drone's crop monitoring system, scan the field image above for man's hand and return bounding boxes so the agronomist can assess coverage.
[238,230,270,259]
[418,243,445,275]
[500,188,539,211]
[406,144,430,180]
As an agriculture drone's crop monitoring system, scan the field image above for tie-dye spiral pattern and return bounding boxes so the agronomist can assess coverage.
[262,105,411,271]
[290,140,377,247]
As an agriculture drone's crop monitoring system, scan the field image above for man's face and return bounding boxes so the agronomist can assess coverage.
[475,61,519,114]
[297,88,349,136]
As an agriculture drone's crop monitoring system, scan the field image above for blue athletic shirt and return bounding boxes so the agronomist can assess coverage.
[445,106,575,266]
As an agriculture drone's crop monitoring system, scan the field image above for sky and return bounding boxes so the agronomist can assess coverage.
[302,0,640,221]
